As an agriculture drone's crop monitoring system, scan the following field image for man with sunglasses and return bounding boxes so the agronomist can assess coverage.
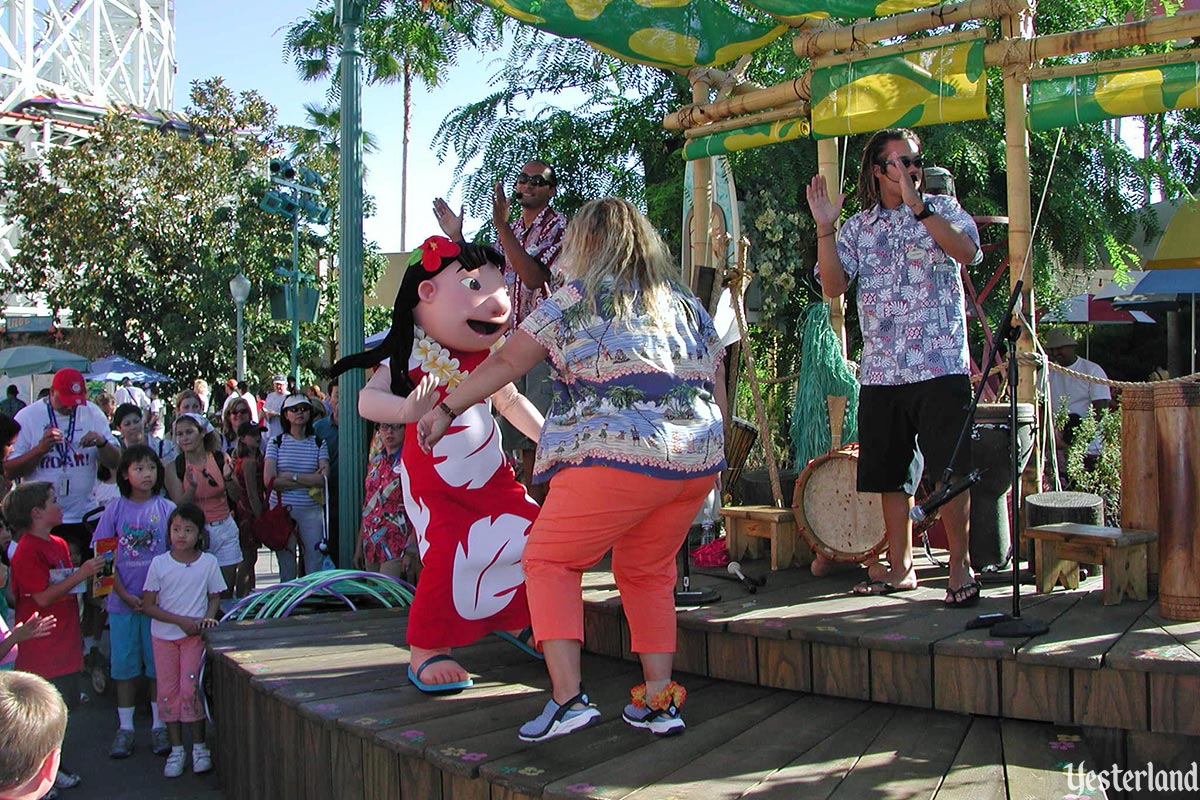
[433,160,568,502]
[806,128,983,607]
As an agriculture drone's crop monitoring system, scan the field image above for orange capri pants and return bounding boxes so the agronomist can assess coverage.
[522,465,718,654]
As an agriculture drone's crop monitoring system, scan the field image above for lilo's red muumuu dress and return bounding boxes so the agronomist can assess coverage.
[393,346,536,648]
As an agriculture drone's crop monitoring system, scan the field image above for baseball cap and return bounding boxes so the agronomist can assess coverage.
[1045,329,1078,349]
[272,375,287,385]
[282,393,311,411]
[51,369,88,407]
[237,420,266,438]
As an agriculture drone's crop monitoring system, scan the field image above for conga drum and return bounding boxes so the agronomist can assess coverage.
[968,402,1036,570]
[722,416,758,501]
[793,445,887,562]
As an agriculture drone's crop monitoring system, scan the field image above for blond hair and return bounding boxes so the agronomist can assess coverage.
[558,197,679,329]
[0,671,67,793]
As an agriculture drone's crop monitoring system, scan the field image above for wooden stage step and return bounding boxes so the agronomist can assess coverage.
[207,608,1122,800]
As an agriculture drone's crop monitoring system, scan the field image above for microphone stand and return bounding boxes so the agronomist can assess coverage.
[676,539,720,606]
[977,299,1048,637]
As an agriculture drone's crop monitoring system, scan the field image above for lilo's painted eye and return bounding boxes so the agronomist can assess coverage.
[460,276,482,291]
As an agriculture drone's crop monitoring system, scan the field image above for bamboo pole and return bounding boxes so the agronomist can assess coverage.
[729,237,786,508]
[1026,48,1200,81]
[810,28,990,69]
[984,10,1200,65]
[665,76,812,130]
[999,6,1042,509]
[688,81,714,300]
[682,101,809,139]
[817,137,846,356]
[792,0,1025,58]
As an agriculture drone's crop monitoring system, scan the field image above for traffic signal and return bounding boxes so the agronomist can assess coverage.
[270,158,296,181]
[259,190,298,218]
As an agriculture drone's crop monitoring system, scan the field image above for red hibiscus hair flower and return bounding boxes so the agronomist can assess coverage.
[409,235,461,273]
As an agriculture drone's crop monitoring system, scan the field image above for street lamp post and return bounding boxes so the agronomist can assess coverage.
[229,271,251,382]
[337,0,367,568]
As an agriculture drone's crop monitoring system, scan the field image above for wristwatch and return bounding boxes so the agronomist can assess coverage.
[914,202,936,221]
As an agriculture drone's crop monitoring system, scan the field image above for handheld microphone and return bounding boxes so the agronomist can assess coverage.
[727,561,757,593]
[909,469,982,524]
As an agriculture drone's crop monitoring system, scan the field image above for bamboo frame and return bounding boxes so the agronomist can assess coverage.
[688,81,714,301]
[682,101,809,139]
[665,76,812,130]
[1026,48,1200,82]
[792,0,1025,58]
[809,27,990,70]
[668,10,1200,134]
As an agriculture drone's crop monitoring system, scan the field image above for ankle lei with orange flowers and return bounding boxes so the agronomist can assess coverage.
[630,681,687,711]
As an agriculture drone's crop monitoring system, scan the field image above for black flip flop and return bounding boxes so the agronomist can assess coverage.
[945,581,982,607]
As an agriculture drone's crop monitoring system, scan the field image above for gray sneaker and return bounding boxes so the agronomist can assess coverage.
[109,728,135,759]
[150,726,170,756]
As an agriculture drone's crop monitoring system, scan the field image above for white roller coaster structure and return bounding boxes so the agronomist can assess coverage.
[0,1,176,317]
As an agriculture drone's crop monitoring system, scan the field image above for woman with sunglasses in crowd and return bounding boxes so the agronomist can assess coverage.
[263,394,329,581]
[220,397,255,456]
[163,413,241,596]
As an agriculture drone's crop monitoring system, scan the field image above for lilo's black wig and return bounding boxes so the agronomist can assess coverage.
[330,237,504,397]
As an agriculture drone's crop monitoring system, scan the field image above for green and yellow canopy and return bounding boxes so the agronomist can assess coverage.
[483,0,942,70]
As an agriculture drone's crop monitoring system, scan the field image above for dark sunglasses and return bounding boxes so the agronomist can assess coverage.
[878,155,924,169]
[285,405,310,414]
[201,470,220,488]
[515,173,553,187]
[378,423,403,432]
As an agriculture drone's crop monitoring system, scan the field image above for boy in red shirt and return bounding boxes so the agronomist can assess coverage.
[1,482,104,795]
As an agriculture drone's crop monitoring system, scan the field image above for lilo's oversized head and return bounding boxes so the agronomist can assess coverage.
[330,235,509,395]
[409,236,510,352]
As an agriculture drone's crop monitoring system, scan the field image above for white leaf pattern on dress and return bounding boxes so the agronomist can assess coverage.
[399,463,431,560]
[451,513,530,620]
[431,403,503,490]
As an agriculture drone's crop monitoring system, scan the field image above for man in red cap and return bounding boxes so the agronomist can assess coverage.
[4,368,120,546]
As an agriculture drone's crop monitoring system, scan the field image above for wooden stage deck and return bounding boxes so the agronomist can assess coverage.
[208,558,1200,800]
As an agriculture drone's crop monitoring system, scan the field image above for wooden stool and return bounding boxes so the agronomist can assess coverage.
[1021,523,1157,606]
[719,506,809,571]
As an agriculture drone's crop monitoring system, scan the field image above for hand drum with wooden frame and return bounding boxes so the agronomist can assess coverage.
[792,445,887,562]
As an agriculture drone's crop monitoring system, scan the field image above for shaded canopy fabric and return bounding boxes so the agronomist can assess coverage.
[1144,198,1200,271]
[85,355,171,384]
[483,0,942,70]
[0,345,90,377]
[1041,294,1154,324]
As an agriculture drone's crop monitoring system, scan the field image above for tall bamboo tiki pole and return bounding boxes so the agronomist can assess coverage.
[817,137,846,355]
[1000,4,1041,501]
[689,80,715,301]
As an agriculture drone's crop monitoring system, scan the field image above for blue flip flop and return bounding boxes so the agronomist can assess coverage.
[495,627,545,660]
[407,654,474,694]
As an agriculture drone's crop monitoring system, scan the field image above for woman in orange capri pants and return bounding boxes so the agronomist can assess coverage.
[418,197,726,742]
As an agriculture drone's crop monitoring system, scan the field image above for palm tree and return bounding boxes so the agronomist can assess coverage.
[283,1,491,250]
[289,102,380,162]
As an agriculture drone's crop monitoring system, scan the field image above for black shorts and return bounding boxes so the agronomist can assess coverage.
[857,375,973,495]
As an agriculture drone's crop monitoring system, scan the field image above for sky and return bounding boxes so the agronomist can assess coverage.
[174,1,502,256]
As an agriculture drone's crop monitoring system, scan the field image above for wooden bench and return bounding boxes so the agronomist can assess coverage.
[1021,522,1157,606]
[719,505,811,571]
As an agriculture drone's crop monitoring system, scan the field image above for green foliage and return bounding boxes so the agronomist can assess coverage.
[1064,408,1122,526]
[0,79,352,388]
[431,27,689,237]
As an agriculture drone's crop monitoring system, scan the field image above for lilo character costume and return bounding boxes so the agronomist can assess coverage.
[332,236,541,691]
